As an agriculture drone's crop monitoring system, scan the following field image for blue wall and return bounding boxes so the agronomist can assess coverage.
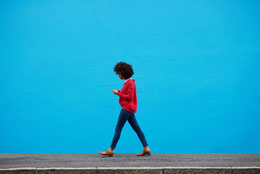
[0,0,259,153]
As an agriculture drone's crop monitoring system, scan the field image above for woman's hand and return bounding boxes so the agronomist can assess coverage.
[110,87,119,94]
[112,90,119,94]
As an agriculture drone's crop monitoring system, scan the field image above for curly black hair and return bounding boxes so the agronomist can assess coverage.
[113,62,134,79]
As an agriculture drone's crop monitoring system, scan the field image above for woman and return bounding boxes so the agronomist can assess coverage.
[98,62,151,157]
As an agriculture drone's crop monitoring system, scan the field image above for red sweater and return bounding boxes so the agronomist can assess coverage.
[116,79,137,113]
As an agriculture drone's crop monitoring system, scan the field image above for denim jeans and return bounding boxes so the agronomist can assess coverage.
[110,108,148,150]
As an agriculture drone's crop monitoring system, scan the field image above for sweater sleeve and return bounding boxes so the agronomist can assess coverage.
[116,82,134,101]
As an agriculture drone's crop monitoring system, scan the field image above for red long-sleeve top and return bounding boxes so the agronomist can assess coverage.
[116,79,137,113]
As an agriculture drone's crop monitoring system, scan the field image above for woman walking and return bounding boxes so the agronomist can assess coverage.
[98,62,151,157]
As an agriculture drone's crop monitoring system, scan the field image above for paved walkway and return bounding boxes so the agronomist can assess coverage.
[0,153,259,173]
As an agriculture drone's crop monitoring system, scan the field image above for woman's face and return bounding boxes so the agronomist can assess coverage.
[118,73,124,80]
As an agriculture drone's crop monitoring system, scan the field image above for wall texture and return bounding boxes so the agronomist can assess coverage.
[0,0,259,153]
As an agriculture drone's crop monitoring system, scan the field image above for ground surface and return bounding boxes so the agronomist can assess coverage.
[0,153,260,169]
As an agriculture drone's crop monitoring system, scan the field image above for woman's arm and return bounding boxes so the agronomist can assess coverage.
[116,83,134,101]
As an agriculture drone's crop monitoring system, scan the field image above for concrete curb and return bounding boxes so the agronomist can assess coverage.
[1,167,260,174]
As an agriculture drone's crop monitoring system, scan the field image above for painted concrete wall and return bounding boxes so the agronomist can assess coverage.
[0,0,259,153]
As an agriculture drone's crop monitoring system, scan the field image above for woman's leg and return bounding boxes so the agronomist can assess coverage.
[128,114,148,148]
[110,109,131,150]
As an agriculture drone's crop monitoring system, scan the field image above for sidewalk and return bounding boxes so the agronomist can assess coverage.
[0,153,260,173]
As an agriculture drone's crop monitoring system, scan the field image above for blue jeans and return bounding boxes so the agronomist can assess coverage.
[110,108,148,150]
